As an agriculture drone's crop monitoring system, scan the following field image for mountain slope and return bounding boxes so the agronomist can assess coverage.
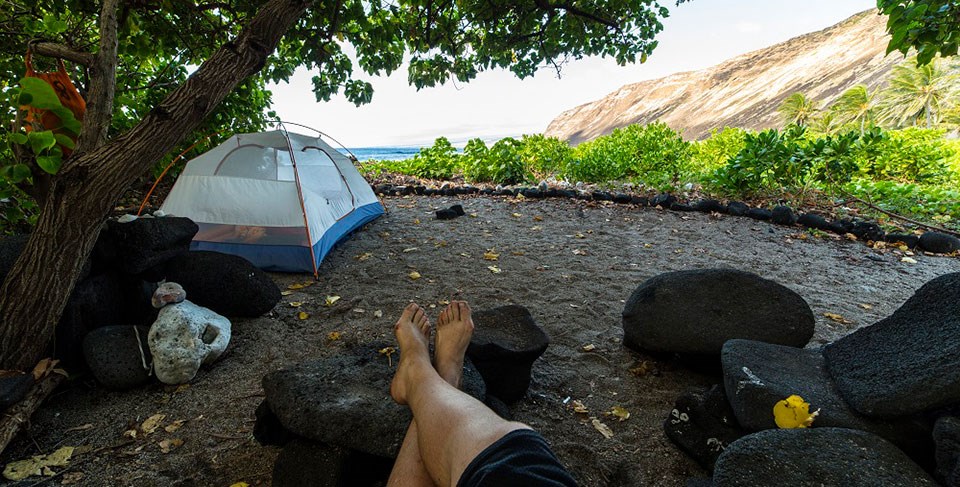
[545,10,899,144]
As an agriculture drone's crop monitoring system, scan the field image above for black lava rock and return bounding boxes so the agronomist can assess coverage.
[726,202,749,217]
[521,188,543,198]
[713,428,937,486]
[272,439,349,487]
[663,384,746,470]
[745,208,772,221]
[436,204,464,220]
[468,305,550,403]
[631,196,650,206]
[824,272,960,417]
[797,213,831,231]
[651,194,677,208]
[830,219,855,235]
[851,221,885,242]
[82,326,153,390]
[94,216,198,276]
[262,344,486,458]
[919,232,960,254]
[160,251,281,318]
[0,374,34,409]
[694,199,727,214]
[612,193,632,204]
[592,191,613,201]
[622,269,814,355]
[770,206,798,225]
[934,416,960,486]
[721,339,932,458]
[671,203,697,212]
[254,400,295,447]
[885,233,920,249]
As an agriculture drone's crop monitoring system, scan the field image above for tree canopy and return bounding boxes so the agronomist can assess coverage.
[878,0,960,65]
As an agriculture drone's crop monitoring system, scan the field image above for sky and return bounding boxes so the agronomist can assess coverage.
[267,0,879,148]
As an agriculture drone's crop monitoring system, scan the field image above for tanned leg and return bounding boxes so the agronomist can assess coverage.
[387,303,435,487]
[391,301,530,487]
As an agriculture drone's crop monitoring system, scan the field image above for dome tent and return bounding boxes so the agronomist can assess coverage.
[160,128,384,276]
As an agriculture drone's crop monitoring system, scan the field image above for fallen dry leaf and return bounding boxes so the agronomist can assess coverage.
[61,471,84,485]
[373,310,383,318]
[511,251,526,256]
[379,347,397,367]
[512,213,522,218]
[483,250,500,261]
[591,418,614,439]
[3,446,74,481]
[230,483,250,487]
[901,257,918,264]
[122,429,138,439]
[287,281,314,290]
[573,249,588,256]
[328,331,342,341]
[408,271,422,280]
[531,226,542,231]
[575,232,585,239]
[280,290,294,296]
[298,311,309,320]
[402,247,418,253]
[355,252,373,261]
[164,419,186,433]
[605,406,631,422]
[64,423,94,433]
[487,266,502,274]
[581,344,596,352]
[288,301,303,308]
[413,218,421,225]
[533,215,543,222]
[823,313,853,325]
[324,295,341,307]
[572,400,589,413]
[859,303,874,310]
[141,414,166,435]
[158,438,184,453]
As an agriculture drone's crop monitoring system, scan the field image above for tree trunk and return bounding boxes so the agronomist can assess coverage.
[0,0,314,371]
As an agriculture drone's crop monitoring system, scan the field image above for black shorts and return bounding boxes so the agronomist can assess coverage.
[457,429,578,487]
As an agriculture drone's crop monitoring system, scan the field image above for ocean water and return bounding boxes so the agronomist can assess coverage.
[339,147,422,161]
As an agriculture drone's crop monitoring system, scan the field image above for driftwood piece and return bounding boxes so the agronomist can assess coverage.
[0,364,67,456]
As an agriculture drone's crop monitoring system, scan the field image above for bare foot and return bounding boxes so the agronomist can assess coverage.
[435,301,475,387]
[390,303,431,405]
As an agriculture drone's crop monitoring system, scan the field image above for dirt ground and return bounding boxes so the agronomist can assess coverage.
[4,194,959,486]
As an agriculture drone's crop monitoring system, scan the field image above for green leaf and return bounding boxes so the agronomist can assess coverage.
[9,133,28,145]
[9,164,32,183]
[53,134,76,150]
[36,155,63,175]
[17,92,33,106]
[27,131,57,154]
[19,78,64,110]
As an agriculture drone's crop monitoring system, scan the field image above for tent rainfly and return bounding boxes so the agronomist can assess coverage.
[160,129,384,276]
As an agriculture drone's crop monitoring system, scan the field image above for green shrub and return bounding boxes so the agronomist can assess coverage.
[856,127,957,184]
[845,179,960,228]
[567,122,691,187]
[517,134,572,181]
[390,137,461,180]
[689,127,748,175]
[462,137,526,184]
[708,126,809,195]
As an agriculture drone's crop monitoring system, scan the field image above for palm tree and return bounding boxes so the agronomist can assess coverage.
[831,85,877,135]
[877,57,960,129]
[778,92,821,127]
[810,110,842,135]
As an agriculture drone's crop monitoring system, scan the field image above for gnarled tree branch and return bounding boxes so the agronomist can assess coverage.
[75,0,119,154]
[29,41,94,66]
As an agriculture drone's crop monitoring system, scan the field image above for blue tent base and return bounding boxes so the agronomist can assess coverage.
[190,201,385,274]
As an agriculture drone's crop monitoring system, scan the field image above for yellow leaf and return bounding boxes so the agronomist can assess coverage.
[511,251,526,256]
[164,419,186,433]
[355,252,373,261]
[859,303,873,310]
[581,344,596,352]
[408,271,422,280]
[823,313,852,324]
[158,438,184,453]
[413,218,421,225]
[512,213,522,218]
[901,257,918,264]
[298,311,309,320]
[571,400,588,413]
[287,283,306,290]
[573,249,588,256]
[845,233,858,241]
[605,406,631,422]
[122,429,138,439]
[230,483,250,487]
[289,301,303,308]
[643,243,653,248]
[773,395,819,429]
[280,290,294,296]
[591,418,614,439]
[327,331,342,341]
[141,414,165,435]
[2,446,74,481]
[487,266,502,274]
[402,247,418,253]
[483,250,500,261]
[531,226,542,231]
[324,295,341,307]
[575,232,585,239]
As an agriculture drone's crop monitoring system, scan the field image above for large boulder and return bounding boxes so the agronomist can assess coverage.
[158,251,281,318]
[713,428,937,486]
[919,232,960,254]
[721,339,932,457]
[934,416,960,486]
[148,300,231,384]
[93,216,198,276]
[622,269,814,355]
[467,305,550,403]
[262,344,486,458]
[663,384,746,470]
[83,326,153,390]
[272,439,348,487]
[823,272,960,417]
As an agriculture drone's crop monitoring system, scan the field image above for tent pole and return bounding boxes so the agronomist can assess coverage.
[277,121,321,279]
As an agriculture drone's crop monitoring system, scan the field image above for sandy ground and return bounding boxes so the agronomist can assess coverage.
[3,194,959,486]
